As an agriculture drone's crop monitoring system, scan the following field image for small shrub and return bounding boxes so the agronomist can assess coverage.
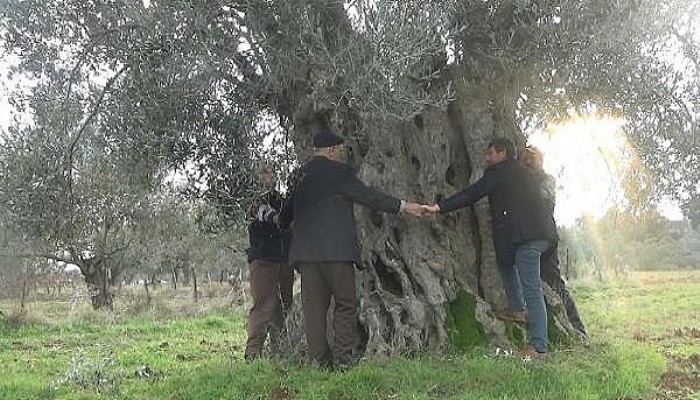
[56,347,122,395]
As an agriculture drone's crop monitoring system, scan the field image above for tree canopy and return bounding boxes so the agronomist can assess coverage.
[1,1,698,216]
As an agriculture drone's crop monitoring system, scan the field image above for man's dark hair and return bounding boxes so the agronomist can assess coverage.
[487,137,516,159]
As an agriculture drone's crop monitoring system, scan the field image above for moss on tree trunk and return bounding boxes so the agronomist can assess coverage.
[445,290,488,350]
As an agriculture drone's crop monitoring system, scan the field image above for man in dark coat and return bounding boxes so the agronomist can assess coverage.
[287,129,424,369]
[244,165,294,361]
[522,146,587,339]
[425,137,557,356]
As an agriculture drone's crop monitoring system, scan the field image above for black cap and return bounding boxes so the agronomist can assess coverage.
[313,130,344,148]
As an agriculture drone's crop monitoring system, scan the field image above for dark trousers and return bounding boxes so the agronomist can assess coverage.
[299,261,357,366]
[245,259,295,358]
[540,242,587,336]
[279,262,294,314]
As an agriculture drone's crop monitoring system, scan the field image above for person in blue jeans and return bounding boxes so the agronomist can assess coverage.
[424,137,557,356]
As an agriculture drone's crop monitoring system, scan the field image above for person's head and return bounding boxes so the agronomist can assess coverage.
[521,146,544,172]
[313,129,346,161]
[486,137,515,166]
[257,162,275,188]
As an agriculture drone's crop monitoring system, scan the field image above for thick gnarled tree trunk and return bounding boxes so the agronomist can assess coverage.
[352,92,506,354]
[290,78,580,357]
[78,257,114,311]
[350,81,578,355]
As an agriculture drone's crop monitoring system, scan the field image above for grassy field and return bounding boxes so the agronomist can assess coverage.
[0,270,698,400]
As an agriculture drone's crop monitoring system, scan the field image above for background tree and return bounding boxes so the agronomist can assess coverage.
[0,107,157,309]
[560,207,700,278]
[1,0,698,353]
[685,197,700,229]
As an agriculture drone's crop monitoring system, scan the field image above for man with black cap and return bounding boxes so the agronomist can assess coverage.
[287,129,424,370]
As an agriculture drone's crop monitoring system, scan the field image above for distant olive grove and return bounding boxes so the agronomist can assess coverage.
[561,207,700,280]
[0,208,250,315]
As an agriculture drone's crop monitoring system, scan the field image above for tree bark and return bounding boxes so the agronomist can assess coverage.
[352,92,497,354]
[79,258,114,311]
[20,259,29,314]
[143,276,151,306]
[192,269,199,302]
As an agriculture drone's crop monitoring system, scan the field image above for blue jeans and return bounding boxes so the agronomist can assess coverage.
[498,240,551,352]
[498,261,525,311]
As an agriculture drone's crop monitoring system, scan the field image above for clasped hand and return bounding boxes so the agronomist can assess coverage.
[403,202,441,217]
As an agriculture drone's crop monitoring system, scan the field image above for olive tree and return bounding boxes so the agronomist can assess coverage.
[1,0,697,351]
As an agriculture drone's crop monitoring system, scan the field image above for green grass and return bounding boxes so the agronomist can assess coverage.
[1,271,699,399]
[574,271,700,351]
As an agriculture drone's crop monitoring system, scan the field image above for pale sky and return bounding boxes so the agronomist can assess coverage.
[0,74,12,130]
[0,97,10,128]
[0,51,22,131]
[527,116,684,226]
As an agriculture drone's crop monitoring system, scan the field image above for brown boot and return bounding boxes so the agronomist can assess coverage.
[518,346,548,360]
[495,308,527,323]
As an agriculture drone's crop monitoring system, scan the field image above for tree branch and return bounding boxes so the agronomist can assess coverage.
[68,64,129,155]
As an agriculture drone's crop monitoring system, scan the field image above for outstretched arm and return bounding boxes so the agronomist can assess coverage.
[434,168,501,213]
[339,167,425,216]
[340,171,400,212]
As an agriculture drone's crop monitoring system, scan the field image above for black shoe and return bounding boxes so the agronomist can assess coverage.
[317,361,334,371]
[332,356,357,373]
[313,355,333,371]
[333,362,353,373]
